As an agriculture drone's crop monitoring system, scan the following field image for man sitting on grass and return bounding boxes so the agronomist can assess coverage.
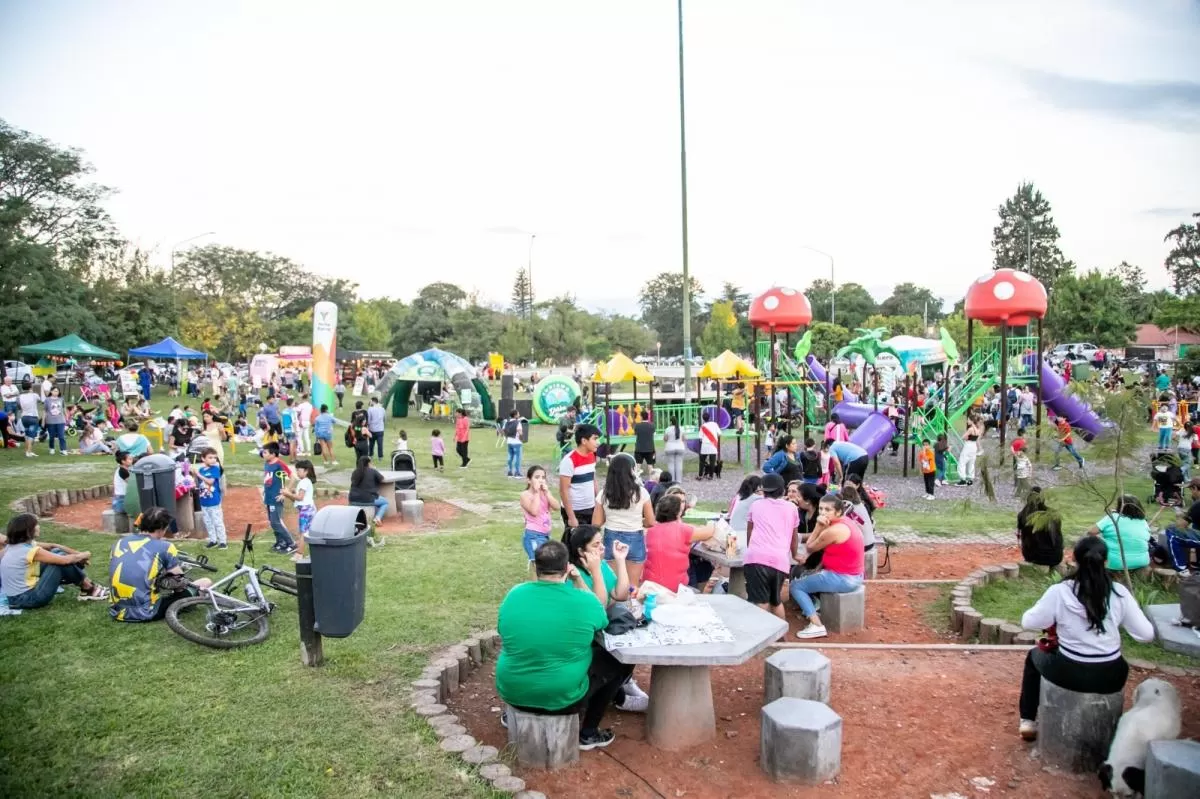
[108,507,213,622]
[495,540,630,751]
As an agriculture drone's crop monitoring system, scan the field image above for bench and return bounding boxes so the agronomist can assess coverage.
[760,697,842,784]
[505,705,578,770]
[763,650,831,704]
[1038,679,1123,772]
[818,585,866,633]
[101,509,130,534]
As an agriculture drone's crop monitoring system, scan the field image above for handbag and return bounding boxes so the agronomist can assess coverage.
[603,603,640,635]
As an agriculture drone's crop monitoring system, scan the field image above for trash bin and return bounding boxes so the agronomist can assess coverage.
[130,454,177,517]
[304,506,368,638]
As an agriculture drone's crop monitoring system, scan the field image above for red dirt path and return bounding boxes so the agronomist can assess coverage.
[49,487,460,538]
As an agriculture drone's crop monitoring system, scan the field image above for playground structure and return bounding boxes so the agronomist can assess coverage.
[379,348,496,422]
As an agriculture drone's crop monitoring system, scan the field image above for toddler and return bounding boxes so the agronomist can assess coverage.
[430,429,445,471]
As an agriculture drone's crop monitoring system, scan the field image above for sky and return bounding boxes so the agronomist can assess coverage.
[2,0,1198,318]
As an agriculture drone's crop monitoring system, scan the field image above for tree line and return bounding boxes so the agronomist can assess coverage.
[3,119,1197,366]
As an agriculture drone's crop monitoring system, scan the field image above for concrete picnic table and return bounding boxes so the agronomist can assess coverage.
[690,542,748,599]
[375,470,405,516]
[605,594,788,750]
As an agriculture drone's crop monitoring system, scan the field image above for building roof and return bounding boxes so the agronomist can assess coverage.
[1134,324,1200,347]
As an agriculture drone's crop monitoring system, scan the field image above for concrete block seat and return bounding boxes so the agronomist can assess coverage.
[1146,739,1200,799]
[763,650,831,704]
[505,706,579,771]
[818,585,866,633]
[1038,679,1123,772]
[101,509,130,534]
[760,697,842,784]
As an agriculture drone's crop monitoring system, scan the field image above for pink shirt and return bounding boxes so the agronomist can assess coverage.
[822,518,865,576]
[643,520,695,590]
[455,415,469,443]
[823,422,849,443]
[430,437,445,456]
[744,498,799,574]
[522,492,551,534]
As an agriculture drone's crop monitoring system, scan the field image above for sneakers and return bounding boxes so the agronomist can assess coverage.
[1052,465,1062,471]
[283,545,299,555]
[796,624,828,639]
[616,693,649,713]
[205,542,219,549]
[218,543,228,550]
[25,452,36,458]
[1079,459,1086,469]
[924,494,935,500]
[954,480,968,486]
[579,728,616,750]
[500,709,508,729]
[624,678,649,700]
[1019,719,1037,741]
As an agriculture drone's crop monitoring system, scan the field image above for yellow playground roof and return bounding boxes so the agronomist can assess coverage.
[592,352,654,383]
[698,350,761,380]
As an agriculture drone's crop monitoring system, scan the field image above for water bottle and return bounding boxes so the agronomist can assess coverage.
[643,592,657,622]
[245,582,262,605]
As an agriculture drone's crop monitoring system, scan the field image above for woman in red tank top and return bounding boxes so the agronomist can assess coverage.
[790,494,865,640]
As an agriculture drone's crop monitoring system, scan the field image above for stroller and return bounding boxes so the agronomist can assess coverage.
[390,450,417,491]
[78,381,111,403]
[1150,451,1184,506]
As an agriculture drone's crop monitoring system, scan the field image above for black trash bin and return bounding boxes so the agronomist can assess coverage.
[130,453,176,516]
[304,506,368,638]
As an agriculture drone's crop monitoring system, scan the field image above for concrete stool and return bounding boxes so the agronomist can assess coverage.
[175,496,195,534]
[764,650,831,704]
[818,586,866,633]
[760,697,842,784]
[1146,739,1200,799]
[397,489,418,504]
[505,706,578,770]
[101,509,130,534]
[401,499,424,525]
[193,511,208,534]
[1038,679,1123,772]
[864,548,878,579]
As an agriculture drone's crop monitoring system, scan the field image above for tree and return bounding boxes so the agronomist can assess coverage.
[602,315,657,357]
[349,303,391,351]
[991,182,1073,291]
[394,282,466,354]
[1164,212,1200,296]
[639,272,704,356]
[1046,270,1135,347]
[698,300,744,357]
[805,280,877,330]
[940,312,970,356]
[862,314,927,337]
[441,304,506,362]
[808,322,851,361]
[0,119,118,260]
[1155,295,1200,334]
[878,283,943,321]
[510,267,533,320]
[716,282,753,348]
[534,295,591,364]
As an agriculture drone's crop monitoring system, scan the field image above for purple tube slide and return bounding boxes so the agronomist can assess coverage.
[830,401,882,429]
[848,412,897,458]
[1040,363,1102,442]
[804,355,857,401]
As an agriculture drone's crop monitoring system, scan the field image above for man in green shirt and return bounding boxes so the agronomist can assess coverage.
[496,539,629,750]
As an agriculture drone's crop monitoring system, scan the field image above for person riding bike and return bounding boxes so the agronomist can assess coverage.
[108,507,213,622]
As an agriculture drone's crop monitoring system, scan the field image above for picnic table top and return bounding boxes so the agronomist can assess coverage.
[604,594,787,667]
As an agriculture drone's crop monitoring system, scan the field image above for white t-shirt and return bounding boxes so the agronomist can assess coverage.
[0,383,18,403]
[113,465,129,497]
[602,486,650,532]
[558,449,598,512]
[17,392,41,417]
[1154,409,1174,430]
[40,379,52,399]
[296,401,313,427]
[699,421,721,455]
[1020,581,1154,663]
[294,477,315,508]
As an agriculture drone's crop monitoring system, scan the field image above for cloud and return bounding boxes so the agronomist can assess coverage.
[483,226,533,236]
[1017,69,1200,131]
[1143,207,1196,219]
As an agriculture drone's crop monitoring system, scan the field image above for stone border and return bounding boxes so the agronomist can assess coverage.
[9,486,351,521]
[408,630,547,798]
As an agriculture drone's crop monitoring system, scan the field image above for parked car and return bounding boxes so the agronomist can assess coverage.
[1048,342,1099,365]
[3,360,33,382]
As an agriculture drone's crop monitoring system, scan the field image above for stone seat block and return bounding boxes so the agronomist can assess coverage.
[760,697,842,784]
[1146,739,1200,799]
[764,649,831,704]
[101,509,130,534]
[1038,679,1123,772]
[506,706,578,771]
[864,548,878,580]
[401,499,424,525]
[818,585,865,633]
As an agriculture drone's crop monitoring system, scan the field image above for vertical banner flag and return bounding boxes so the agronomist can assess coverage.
[312,302,338,415]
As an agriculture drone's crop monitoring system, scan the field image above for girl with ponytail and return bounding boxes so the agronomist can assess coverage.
[1014,537,1156,742]
[790,492,866,640]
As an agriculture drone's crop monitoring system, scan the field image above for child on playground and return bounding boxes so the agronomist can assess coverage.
[1154,404,1176,450]
[395,429,410,452]
[919,439,936,500]
[819,439,833,486]
[519,465,560,565]
[281,459,315,560]
[430,429,445,471]
[1014,443,1033,499]
[191,447,228,550]
[934,433,949,486]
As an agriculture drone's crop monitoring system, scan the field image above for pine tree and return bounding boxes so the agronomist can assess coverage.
[991,182,1073,291]
[510,267,532,319]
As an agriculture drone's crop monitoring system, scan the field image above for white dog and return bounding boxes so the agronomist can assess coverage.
[1099,677,1182,796]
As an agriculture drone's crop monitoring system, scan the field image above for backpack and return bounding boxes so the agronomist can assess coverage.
[503,418,520,439]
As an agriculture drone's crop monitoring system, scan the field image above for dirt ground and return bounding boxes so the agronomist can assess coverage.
[49,487,461,538]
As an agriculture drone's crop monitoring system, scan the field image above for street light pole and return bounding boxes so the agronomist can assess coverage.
[527,233,536,321]
[797,245,835,324]
[677,0,693,385]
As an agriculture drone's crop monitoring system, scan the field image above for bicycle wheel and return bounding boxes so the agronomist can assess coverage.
[165,595,270,649]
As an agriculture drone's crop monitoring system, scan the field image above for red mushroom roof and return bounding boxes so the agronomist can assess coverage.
[964,268,1047,325]
[749,287,812,333]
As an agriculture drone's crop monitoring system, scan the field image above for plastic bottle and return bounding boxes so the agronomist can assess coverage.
[643,592,657,621]
[245,581,262,605]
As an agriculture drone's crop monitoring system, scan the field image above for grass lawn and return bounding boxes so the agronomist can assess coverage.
[967,565,1193,668]
[0,387,561,799]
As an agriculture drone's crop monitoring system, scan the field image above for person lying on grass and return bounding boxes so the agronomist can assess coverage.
[790,493,865,640]
[1,513,108,609]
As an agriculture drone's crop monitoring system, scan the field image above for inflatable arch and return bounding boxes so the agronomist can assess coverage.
[378,349,496,421]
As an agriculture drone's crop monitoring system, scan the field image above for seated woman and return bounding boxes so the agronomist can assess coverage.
[1,513,108,608]
[644,493,716,591]
[114,420,154,459]
[790,493,865,640]
[1016,487,1063,568]
[78,424,113,455]
[0,409,26,449]
[1087,495,1152,573]
[168,416,193,456]
[649,470,676,509]
[1015,537,1155,741]
[496,540,631,750]
[839,485,876,551]
[349,455,390,526]
[728,475,762,532]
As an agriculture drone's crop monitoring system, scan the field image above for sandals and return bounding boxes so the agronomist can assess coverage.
[78,585,110,602]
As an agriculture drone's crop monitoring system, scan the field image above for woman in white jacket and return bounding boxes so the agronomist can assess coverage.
[1016,536,1155,741]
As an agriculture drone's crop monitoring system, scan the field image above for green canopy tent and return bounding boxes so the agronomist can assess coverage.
[18,334,120,400]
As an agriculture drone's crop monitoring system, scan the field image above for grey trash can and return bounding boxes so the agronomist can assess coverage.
[130,454,177,517]
[304,506,369,638]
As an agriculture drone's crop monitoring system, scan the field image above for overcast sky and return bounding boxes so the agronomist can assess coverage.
[2,0,1197,317]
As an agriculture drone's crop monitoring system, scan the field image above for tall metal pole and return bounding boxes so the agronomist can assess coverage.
[677,0,693,386]
[798,245,835,323]
[526,233,536,321]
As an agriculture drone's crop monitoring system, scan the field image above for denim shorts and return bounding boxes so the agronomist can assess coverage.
[21,416,40,438]
[603,529,646,563]
[522,529,550,561]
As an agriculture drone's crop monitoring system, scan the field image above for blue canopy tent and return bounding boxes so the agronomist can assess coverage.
[128,337,209,397]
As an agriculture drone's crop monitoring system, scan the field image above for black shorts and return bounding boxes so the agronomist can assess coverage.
[634,451,656,465]
[744,563,787,606]
[845,455,870,481]
[560,505,595,536]
[268,421,283,436]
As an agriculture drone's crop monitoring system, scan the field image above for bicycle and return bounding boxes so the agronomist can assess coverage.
[166,524,298,649]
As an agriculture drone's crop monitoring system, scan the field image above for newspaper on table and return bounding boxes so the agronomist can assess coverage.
[604,589,734,649]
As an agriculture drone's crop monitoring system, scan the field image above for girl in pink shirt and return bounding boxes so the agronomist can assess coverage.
[790,494,865,639]
[519,465,560,563]
[454,408,471,468]
[743,474,800,618]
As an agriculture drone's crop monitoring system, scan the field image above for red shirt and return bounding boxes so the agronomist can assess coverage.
[1056,419,1073,445]
[454,415,469,443]
[642,520,695,590]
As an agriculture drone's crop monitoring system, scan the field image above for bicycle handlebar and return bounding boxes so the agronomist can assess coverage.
[177,554,219,573]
